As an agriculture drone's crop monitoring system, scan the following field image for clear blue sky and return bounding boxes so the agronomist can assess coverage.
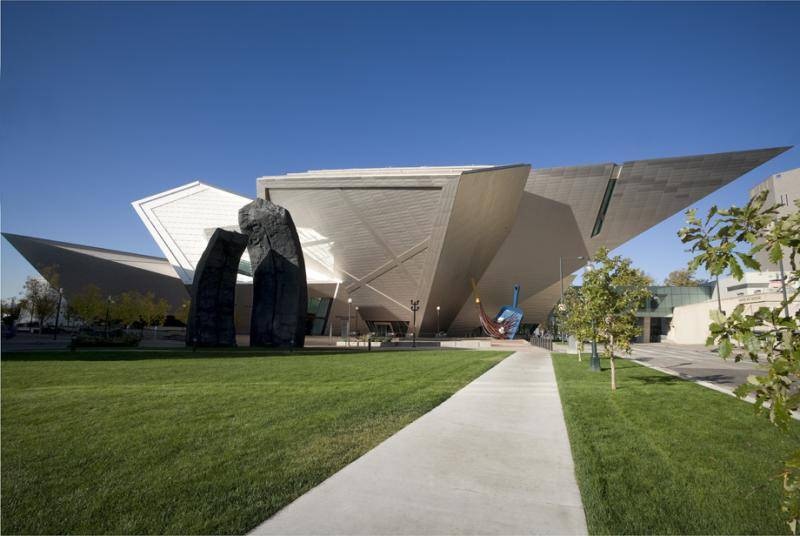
[2,1,799,298]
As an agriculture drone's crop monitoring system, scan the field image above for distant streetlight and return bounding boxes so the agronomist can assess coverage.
[355,305,360,336]
[410,300,420,348]
[53,288,64,340]
[584,261,601,372]
[779,259,791,319]
[347,297,352,348]
[436,305,441,335]
[105,296,113,339]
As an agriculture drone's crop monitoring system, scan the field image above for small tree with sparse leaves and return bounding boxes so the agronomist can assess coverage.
[582,248,651,390]
[558,286,593,362]
[174,298,191,325]
[664,267,703,287]
[679,189,800,533]
[70,285,106,326]
[22,267,61,329]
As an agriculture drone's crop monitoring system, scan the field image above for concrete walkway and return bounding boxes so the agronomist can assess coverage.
[251,347,587,535]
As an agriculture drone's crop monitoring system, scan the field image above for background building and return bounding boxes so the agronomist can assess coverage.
[635,285,715,342]
[749,167,800,271]
[3,146,791,340]
[661,166,799,344]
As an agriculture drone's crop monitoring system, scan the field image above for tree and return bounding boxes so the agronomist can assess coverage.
[22,267,61,329]
[17,298,31,323]
[141,292,170,327]
[174,298,191,325]
[582,247,652,390]
[634,268,655,286]
[111,291,170,328]
[679,189,800,532]
[1,298,23,326]
[664,267,703,287]
[114,292,143,327]
[70,285,107,325]
[558,287,593,362]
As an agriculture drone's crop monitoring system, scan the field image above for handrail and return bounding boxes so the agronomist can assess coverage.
[529,335,553,351]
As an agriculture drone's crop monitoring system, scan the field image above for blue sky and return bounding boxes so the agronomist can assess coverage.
[2,1,799,298]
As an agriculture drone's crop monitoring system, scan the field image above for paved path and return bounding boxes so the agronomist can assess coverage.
[628,343,766,391]
[2,334,72,352]
[251,347,587,535]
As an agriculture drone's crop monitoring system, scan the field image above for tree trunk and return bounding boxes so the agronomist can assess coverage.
[610,334,616,391]
[577,347,582,362]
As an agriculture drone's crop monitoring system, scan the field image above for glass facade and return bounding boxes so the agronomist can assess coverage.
[306,297,331,336]
[365,320,409,337]
[638,285,714,317]
[635,285,714,342]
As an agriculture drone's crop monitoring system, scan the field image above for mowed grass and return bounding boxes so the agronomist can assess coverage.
[1,349,509,534]
[552,353,800,535]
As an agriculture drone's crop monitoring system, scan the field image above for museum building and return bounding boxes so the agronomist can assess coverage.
[3,146,791,338]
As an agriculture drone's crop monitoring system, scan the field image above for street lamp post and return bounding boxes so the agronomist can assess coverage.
[410,300,420,348]
[53,288,63,340]
[589,318,601,372]
[105,296,113,339]
[355,305,360,336]
[583,260,601,372]
[779,258,791,319]
[436,305,440,336]
[347,298,352,348]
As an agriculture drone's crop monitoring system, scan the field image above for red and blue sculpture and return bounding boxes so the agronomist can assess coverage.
[472,281,524,339]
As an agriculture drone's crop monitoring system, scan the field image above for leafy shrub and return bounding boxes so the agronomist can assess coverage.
[70,333,141,348]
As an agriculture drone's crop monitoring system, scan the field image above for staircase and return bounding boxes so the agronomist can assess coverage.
[489,339,531,349]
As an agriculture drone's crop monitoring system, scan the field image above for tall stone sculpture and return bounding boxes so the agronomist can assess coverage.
[239,198,307,348]
[186,228,249,347]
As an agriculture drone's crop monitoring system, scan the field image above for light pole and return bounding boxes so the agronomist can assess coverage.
[53,288,63,340]
[355,305,360,336]
[772,204,791,319]
[105,296,113,339]
[559,255,585,341]
[583,260,601,372]
[347,297,352,348]
[436,305,441,336]
[779,258,791,319]
[410,300,420,347]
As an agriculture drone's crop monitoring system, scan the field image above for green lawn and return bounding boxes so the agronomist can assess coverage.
[1,348,509,534]
[552,353,800,535]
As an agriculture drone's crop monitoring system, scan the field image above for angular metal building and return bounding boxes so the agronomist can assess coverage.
[3,146,791,338]
[1,233,189,307]
[257,147,790,335]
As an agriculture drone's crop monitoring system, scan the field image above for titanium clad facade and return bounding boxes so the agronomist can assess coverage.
[259,165,531,332]
[590,147,792,252]
[2,233,189,309]
[259,147,791,335]
[4,146,791,339]
[132,181,255,284]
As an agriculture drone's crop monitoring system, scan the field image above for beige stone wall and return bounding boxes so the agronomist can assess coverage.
[667,291,799,345]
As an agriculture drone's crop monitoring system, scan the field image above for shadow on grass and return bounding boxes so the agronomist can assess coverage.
[636,374,684,386]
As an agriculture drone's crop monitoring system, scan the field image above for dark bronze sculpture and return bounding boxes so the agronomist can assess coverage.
[186,228,249,347]
[239,198,307,348]
[186,198,308,348]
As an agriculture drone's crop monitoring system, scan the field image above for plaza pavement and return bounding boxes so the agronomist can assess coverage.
[251,346,587,535]
[628,342,766,392]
